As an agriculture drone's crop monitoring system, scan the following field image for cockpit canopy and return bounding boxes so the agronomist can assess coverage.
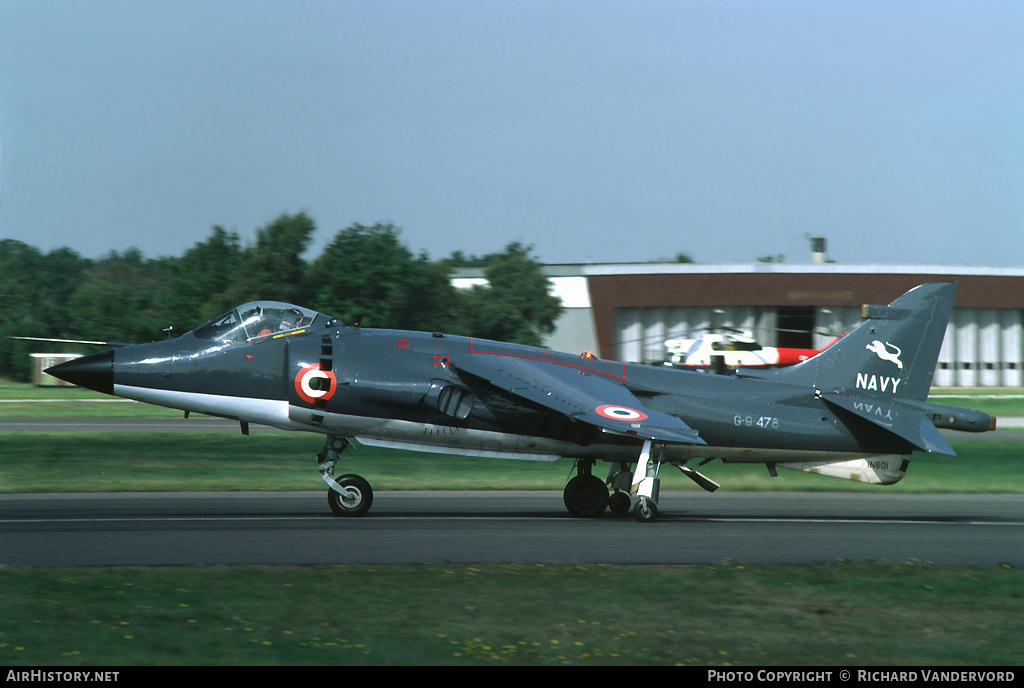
[192,302,329,343]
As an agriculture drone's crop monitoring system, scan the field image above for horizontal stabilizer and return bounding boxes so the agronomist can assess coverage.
[822,392,954,455]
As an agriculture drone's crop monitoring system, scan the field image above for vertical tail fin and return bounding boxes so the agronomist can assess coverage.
[759,282,956,401]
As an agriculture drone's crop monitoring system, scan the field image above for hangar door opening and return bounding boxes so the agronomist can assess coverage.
[776,306,816,349]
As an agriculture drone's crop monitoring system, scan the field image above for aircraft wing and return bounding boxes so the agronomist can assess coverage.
[449,351,705,445]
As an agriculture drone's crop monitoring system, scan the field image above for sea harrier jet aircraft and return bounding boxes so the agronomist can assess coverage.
[47,282,994,521]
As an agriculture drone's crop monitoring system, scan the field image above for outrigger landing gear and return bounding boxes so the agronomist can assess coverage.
[318,435,373,517]
[630,439,661,522]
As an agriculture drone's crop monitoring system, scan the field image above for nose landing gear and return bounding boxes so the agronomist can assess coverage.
[318,435,373,517]
[326,473,373,517]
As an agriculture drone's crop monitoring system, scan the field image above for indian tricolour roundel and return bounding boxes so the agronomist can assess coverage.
[595,404,648,421]
[295,364,337,404]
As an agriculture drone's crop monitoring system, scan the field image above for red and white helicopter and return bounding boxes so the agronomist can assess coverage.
[663,330,838,372]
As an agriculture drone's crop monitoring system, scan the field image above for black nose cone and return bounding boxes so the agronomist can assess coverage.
[46,350,115,395]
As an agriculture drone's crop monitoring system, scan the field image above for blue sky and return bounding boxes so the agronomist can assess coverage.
[1,0,1022,266]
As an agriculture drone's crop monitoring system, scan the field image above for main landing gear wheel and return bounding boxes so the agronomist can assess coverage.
[327,474,373,517]
[563,474,609,518]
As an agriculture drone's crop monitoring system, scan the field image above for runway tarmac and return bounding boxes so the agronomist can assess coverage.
[3,416,1021,567]
[2,490,1021,567]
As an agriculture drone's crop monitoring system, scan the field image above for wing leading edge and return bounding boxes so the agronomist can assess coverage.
[449,350,704,445]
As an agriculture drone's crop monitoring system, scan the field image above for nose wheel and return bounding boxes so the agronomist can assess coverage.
[318,435,373,517]
[326,474,373,517]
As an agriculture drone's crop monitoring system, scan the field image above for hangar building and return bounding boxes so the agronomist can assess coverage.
[454,262,1024,388]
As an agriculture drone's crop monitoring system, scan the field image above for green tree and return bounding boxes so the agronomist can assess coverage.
[0,240,49,336]
[68,280,137,343]
[442,250,490,268]
[0,241,92,380]
[454,242,562,346]
[310,223,457,330]
[231,212,316,306]
[71,248,172,343]
[170,226,244,328]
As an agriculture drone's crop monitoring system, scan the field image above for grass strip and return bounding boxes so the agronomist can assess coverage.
[1,563,1021,666]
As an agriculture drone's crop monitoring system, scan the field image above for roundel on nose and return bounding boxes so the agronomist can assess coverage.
[295,363,337,404]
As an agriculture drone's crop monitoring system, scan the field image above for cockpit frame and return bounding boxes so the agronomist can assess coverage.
[192,302,326,343]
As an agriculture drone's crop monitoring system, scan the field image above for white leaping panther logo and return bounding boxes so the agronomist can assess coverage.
[866,340,903,369]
